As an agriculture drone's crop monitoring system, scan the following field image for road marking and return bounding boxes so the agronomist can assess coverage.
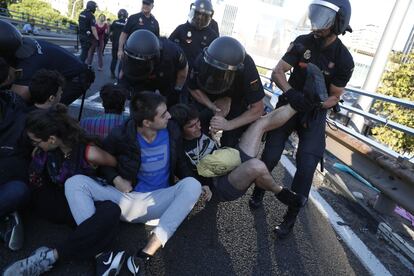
[280,155,392,276]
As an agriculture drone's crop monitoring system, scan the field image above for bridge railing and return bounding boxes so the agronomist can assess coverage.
[258,66,414,215]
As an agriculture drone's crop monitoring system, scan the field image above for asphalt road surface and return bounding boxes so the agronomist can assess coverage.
[1,53,370,275]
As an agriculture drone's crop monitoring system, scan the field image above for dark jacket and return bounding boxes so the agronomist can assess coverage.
[0,91,31,185]
[100,118,194,188]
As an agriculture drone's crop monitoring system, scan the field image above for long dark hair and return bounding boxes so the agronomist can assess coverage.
[26,104,98,148]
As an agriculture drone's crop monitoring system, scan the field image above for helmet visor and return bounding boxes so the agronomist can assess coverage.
[123,55,155,82]
[188,9,212,30]
[197,62,235,95]
[308,4,337,30]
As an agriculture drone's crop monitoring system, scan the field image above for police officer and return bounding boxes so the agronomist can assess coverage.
[120,29,188,107]
[249,0,355,239]
[117,0,160,61]
[169,0,218,69]
[188,36,265,147]
[78,1,98,63]
[110,8,128,79]
[0,20,95,106]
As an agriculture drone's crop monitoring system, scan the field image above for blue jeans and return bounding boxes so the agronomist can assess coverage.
[0,181,30,218]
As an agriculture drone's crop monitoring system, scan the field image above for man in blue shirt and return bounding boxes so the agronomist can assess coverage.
[64,92,202,275]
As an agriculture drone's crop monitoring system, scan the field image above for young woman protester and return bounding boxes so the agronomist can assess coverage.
[3,104,125,276]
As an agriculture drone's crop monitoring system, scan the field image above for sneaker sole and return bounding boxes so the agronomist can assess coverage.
[8,223,23,251]
[102,251,126,276]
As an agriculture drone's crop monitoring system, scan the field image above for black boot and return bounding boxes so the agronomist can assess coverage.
[249,187,265,209]
[275,188,307,208]
[274,206,300,239]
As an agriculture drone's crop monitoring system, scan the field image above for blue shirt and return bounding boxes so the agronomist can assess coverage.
[135,129,170,192]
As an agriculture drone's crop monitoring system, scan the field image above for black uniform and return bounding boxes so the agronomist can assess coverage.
[209,19,219,35]
[169,22,218,69]
[188,54,265,147]
[78,9,96,62]
[109,18,126,75]
[123,12,159,37]
[14,40,93,105]
[120,38,187,107]
[262,33,354,198]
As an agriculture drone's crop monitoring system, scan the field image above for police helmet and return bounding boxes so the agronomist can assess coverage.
[118,9,128,20]
[86,1,97,13]
[308,0,351,35]
[188,0,214,30]
[197,36,245,95]
[123,30,160,82]
[0,20,37,61]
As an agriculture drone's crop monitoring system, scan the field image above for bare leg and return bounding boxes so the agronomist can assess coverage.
[239,104,297,157]
[227,159,282,194]
[142,234,162,256]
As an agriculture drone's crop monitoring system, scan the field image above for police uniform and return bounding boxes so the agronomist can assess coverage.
[78,9,96,62]
[123,12,159,37]
[14,39,92,105]
[262,33,354,197]
[188,54,265,147]
[110,18,126,75]
[209,19,219,35]
[169,22,218,69]
[120,38,187,107]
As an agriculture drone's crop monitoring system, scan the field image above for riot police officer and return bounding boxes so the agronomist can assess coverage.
[110,8,128,79]
[169,0,218,69]
[188,36,265,147]
[78,1,98,63]
[0,20,95,107]
[120,29,188,107]
[117,0,160,61]
[249,0,355,239]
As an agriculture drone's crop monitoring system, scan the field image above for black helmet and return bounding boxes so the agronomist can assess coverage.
[188,0,214,30]
[118,9,128,20]
[123,30,160,82]
[86,1,97,13]
[308,0,351,35]
[0,20,23,59]
[197,36,245,95]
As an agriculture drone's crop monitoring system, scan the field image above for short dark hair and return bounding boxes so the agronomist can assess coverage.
[0,57,10,85]
[100,83,127,114]
[169,104,199,128]
[130,91,166,127]
[29,70,65,104]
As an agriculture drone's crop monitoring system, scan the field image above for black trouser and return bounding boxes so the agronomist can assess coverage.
[79,35,91,63]
[32,185,121,260]
[110,42,119,75]
[256,109,327,198]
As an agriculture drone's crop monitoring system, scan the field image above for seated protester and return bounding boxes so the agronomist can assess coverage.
[80,83,128,138]
[29,69,64,110]
[0,57,31,251]
[64,92,202,275]
[3,104,125,276]
[22,19,40,35]
[170,62,328,203]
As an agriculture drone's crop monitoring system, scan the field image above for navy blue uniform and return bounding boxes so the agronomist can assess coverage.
[14,40,91,105]
[110,18,126,75]
[78,9,96,62]
[123,12,159,37]
[209,19,219,35]
[120,38,187,107]
[169,22,218,69]
[188,53,265,147]
[262,33,354,198]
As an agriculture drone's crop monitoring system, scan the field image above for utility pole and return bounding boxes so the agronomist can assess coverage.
[349,0,412,133]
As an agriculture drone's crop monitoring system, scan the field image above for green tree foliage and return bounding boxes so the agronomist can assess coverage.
[68,0,83,20]
[371,51,414,156]
[9,0,77,25]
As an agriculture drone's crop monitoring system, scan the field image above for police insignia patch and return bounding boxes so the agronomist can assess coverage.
[303,50,311,60]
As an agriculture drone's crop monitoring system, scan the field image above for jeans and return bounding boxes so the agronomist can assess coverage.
[65,175,202,246]
[0,180,30,218]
